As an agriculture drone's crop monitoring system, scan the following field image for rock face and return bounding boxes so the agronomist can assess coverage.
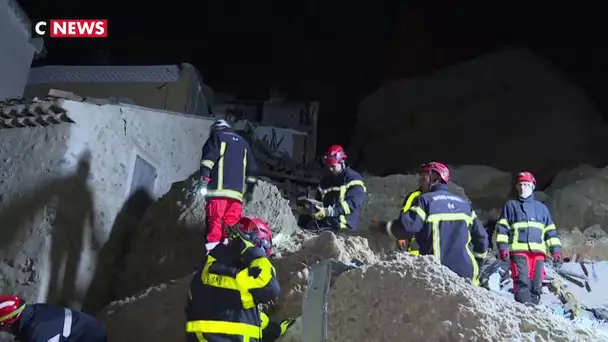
[327,254,599,342]
[546,166,608,233]
[113,176,299,302]
[349,48,608,185]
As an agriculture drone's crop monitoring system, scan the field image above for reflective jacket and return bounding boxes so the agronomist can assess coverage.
[200,128,258,202]
[495,195,562,255]
[12,304,107,342]
[382,184,489,284]
[318,167,366,231]
[185,244,280,342]
[401,190,422,255]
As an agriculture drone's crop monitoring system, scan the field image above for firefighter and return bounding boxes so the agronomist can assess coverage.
[371,162,489,284]
[198,119,259,251]
[306,145,366,232]
[396,164,434,254]
[0,296,107,342]
[495,171,562,305]
[185,216,295,341]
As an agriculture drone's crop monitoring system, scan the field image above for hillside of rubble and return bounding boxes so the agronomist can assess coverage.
[91,164,608,342]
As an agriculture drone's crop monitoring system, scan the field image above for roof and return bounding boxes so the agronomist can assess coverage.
[0,96,73,130]
[27,65,182,85]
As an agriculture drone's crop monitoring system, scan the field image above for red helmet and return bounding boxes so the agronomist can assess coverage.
[0,295,25,327]
[517,171,536,186]
[420,162,450,183]
[323,145,347,166]
[238,217,273,256]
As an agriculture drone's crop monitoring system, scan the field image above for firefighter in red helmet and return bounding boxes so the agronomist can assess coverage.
[185,216,296,342]
[300,145,367,232]
[0,295,107,341]
[495,171,562,305]
[372,162,489,284]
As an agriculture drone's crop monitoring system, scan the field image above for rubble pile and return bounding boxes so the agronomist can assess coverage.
[113,173,300,301]
[97,230,376,341]
[327,253,599,342]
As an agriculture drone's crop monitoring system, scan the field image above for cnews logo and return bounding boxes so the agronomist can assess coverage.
[34,20,108,38]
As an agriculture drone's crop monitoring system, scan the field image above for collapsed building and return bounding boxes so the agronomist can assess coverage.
[3,48,608,342]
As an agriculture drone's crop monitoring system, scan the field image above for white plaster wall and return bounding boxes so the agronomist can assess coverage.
[0,101,212,316]
[0,1,36,100]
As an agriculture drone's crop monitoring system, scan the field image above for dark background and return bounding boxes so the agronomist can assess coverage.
[18,0,608,151]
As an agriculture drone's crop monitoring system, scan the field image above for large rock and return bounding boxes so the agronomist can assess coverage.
[327,253,600,341]
[349,48,608,185]
[546,166,608,232]
[358,174,467,253]
[113,175,299,302]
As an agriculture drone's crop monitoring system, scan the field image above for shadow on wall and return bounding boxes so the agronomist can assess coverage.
[0,150,99,307]
[82,188,154,313]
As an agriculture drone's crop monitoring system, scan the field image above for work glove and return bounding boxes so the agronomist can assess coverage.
[226,224,255,255]
[198,177,210,196]
[498,250,510,262]
[279,317,297,335]
[314,205,335,220]
[552,252,563,265]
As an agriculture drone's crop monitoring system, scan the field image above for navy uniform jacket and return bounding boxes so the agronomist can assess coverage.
[200,128,258,202]
[317,167,366,231]
[382,184,489,283]
[13,304,107,342]
[401,190,422,253]
[185,244,280,342]
[495,195,562,255]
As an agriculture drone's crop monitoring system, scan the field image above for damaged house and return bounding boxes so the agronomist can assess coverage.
[0,91,213,314]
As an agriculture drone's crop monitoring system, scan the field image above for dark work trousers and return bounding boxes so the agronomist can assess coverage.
[297,215,336,233]
[510,252,546,305]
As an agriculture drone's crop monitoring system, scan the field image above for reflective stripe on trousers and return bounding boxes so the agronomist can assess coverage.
[47,309,72,342]
[187,320,262,342]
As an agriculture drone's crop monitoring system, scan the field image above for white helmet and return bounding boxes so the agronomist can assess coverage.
[211,119,230,131]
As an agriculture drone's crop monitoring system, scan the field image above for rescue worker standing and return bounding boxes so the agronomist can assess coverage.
[185,216,296,342]
[372,162,489,284]
[0,296,107,342]
[396,164,434,254]
[495,171,562,305]
[199,119,259,251]
[306,145,366,232]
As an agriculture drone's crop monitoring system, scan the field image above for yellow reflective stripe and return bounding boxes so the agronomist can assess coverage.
[340,201,351,215]
[472,251,487,259]
[0,305,24,323]
[206,189,243,201]
[544,224,556,231]
[260,312,269,330]
[217,142,227,190]
[427,213,473,225]
[512,221,545,229]
[546,237,561,247]
[409,206,427,221]
[201,256,253,309]
[201,160,215,169]
[236,257,275,295]
[497,218,510,228]
[320,180,367,197]
[402,191,422,213]
[346,180,367,192]
[431,221,441,261]
[464,231,480,286]
[195,332,207,342]
[496,234,509,243]
[339,215,347,229]
[186,320,262,339]
[511,242,546,253]
[471,211,478,220]
[425,212,477,264]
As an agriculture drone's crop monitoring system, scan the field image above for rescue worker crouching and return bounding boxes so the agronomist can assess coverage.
[495,171,562,305]
[198,119,259,252]
[396,164,436,254]
[300,145,366,232]
[185,216,296,342]
[371,162,489,284]
[0,296,107,342]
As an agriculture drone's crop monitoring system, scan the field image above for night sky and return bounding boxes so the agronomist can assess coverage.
[17,0,608,150]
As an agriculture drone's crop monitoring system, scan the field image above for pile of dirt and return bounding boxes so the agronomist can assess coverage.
[112,174,300,302]
[358,174,467,253]
[97,230,377,341]
[326,253,599,342]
